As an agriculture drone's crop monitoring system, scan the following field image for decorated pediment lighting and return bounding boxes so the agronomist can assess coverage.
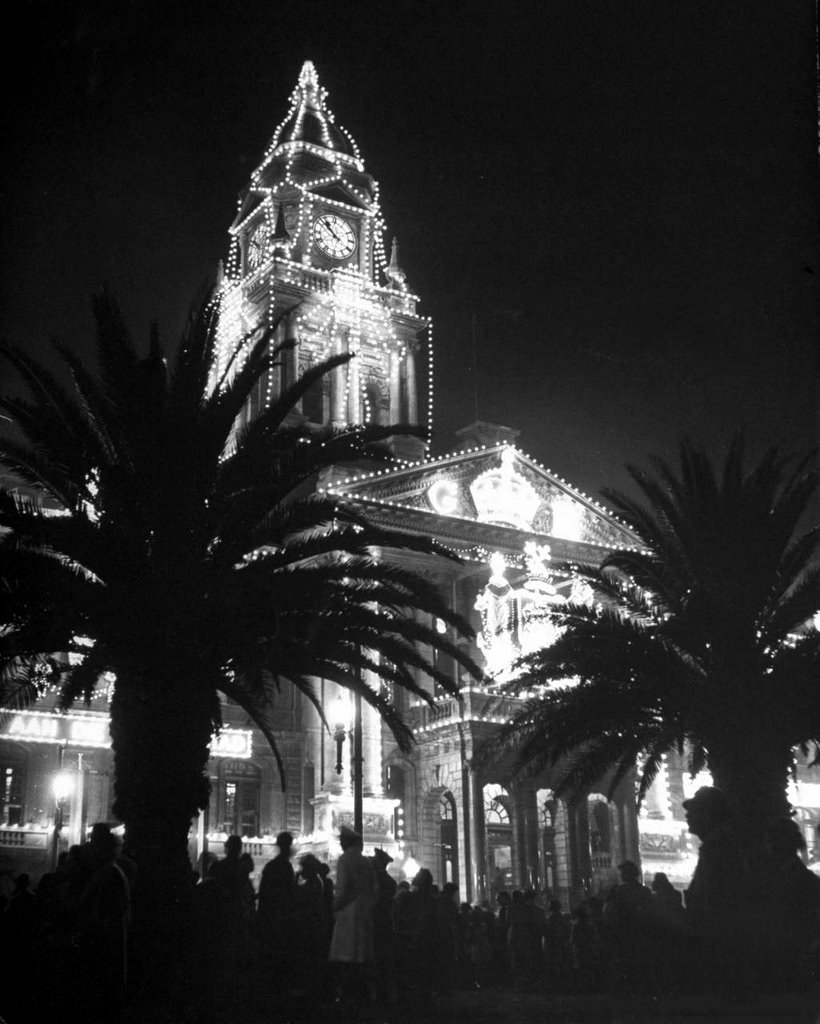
[469,446,541,531]
[321,443,650,555]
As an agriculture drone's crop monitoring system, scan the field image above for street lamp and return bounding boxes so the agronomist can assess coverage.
[352,690,363,839]
[331,687,364,838]
[51,765,74,869]
[333,691,352,775]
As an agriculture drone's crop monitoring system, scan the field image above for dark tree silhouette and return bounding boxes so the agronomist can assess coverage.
[0,288,480,1012]
[489,436,819,836]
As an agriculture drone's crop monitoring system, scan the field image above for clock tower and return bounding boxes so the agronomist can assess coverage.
[214,61,429,459]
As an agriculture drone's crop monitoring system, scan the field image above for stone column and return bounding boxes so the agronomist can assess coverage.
[389,349,401,422]
[467,764,487,903]
[405,345,418,425]
[269,320,284,404]
[347,343,360,423]
[456,728,472,903]
[330,330,348,426]
[361,670,382,798]
[511,785,528,889]
[520,786,541,890]
[567,796,592,906]
[284,313,299,397]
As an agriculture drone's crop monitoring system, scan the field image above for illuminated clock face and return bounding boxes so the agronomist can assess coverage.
[313,214,357,260]
[247,222,268,268]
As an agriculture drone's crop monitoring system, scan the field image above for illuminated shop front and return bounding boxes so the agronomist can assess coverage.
[0,699,262,879]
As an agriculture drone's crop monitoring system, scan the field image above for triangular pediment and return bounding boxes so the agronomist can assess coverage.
[323,444,645,563]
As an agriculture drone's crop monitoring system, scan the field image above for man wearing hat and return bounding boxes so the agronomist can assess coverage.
[329,825,377,1016]
[682,787,751,988]
[258,830,297,994]
[371,848,398,1003]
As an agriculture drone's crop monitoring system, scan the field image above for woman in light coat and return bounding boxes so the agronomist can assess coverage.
[329,825,377,1015]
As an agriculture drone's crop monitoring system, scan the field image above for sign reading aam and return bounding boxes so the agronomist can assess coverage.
[1,710,252,758]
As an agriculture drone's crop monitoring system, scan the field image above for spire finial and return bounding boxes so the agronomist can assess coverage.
[298,60,319,91]
[295,60,325,112]
[386,236,406,286]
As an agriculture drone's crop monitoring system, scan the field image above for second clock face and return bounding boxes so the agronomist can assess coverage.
[248,222,268,268]
[313,214,357,260]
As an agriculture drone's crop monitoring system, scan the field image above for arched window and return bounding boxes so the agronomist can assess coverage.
[588,794,612,856]
[483,783,511,824]
[439,791,458,885]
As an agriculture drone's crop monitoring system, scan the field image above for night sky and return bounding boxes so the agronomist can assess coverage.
[2,0,817,498]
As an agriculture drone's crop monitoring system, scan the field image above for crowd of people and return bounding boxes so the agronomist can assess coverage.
[2,786,820,1022]
[1,821,134,1022]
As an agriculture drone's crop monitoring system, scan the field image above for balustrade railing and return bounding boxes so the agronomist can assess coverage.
[0,827,50,849]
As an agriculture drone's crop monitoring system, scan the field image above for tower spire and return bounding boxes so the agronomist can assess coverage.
[386,237,406,287]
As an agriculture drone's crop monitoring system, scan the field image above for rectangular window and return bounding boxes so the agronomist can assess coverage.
[1,765,23,826]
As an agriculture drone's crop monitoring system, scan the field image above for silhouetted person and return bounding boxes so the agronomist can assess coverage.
[2,873,37,1021]
[208,834,246,1006]
[602,859,654,992]
[466,903,492,988]
[316,859,335,989]
[293,852,326,1003]
[507,888,544,990]
[74,823,132,1019]
[191,855,226,1024]
[683,786,751,991]
[544,899,570,991]
[370,847,398,1003]
[210,834,243,896]
[393,866,438,1003]
[492,889,512,984]
[328,825,377,1019]
[647,871,687,992]
[569,903,604,993]
[434,880,461,996]
[257,830,296,995]
[236,851,257,998]
[760,816,820,992]
[651,871,683,917]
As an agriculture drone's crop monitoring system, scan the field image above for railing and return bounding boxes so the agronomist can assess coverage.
[409,690,529,732]
[206,833,279,861]
[0,827,50,849]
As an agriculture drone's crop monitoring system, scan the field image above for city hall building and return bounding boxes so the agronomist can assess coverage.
[3,63,819,903]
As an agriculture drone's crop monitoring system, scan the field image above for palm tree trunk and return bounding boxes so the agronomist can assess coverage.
[108,673,214,1015]
[706,733,794,847]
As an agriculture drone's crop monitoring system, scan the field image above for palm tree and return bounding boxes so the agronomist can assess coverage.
[0,288,480,1005]
[489,436,819,836]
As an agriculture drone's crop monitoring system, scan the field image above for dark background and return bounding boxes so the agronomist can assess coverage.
[2,0,817,497]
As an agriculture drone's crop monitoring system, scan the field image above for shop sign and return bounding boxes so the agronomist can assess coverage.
[209,729,253,759]
[2,711,110,748]
[1,711,252,758]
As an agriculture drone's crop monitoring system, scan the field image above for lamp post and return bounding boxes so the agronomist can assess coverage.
[332,688,364,838]
[51,746,74,869]
[333,691,351,777]
[352,690,363,838]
